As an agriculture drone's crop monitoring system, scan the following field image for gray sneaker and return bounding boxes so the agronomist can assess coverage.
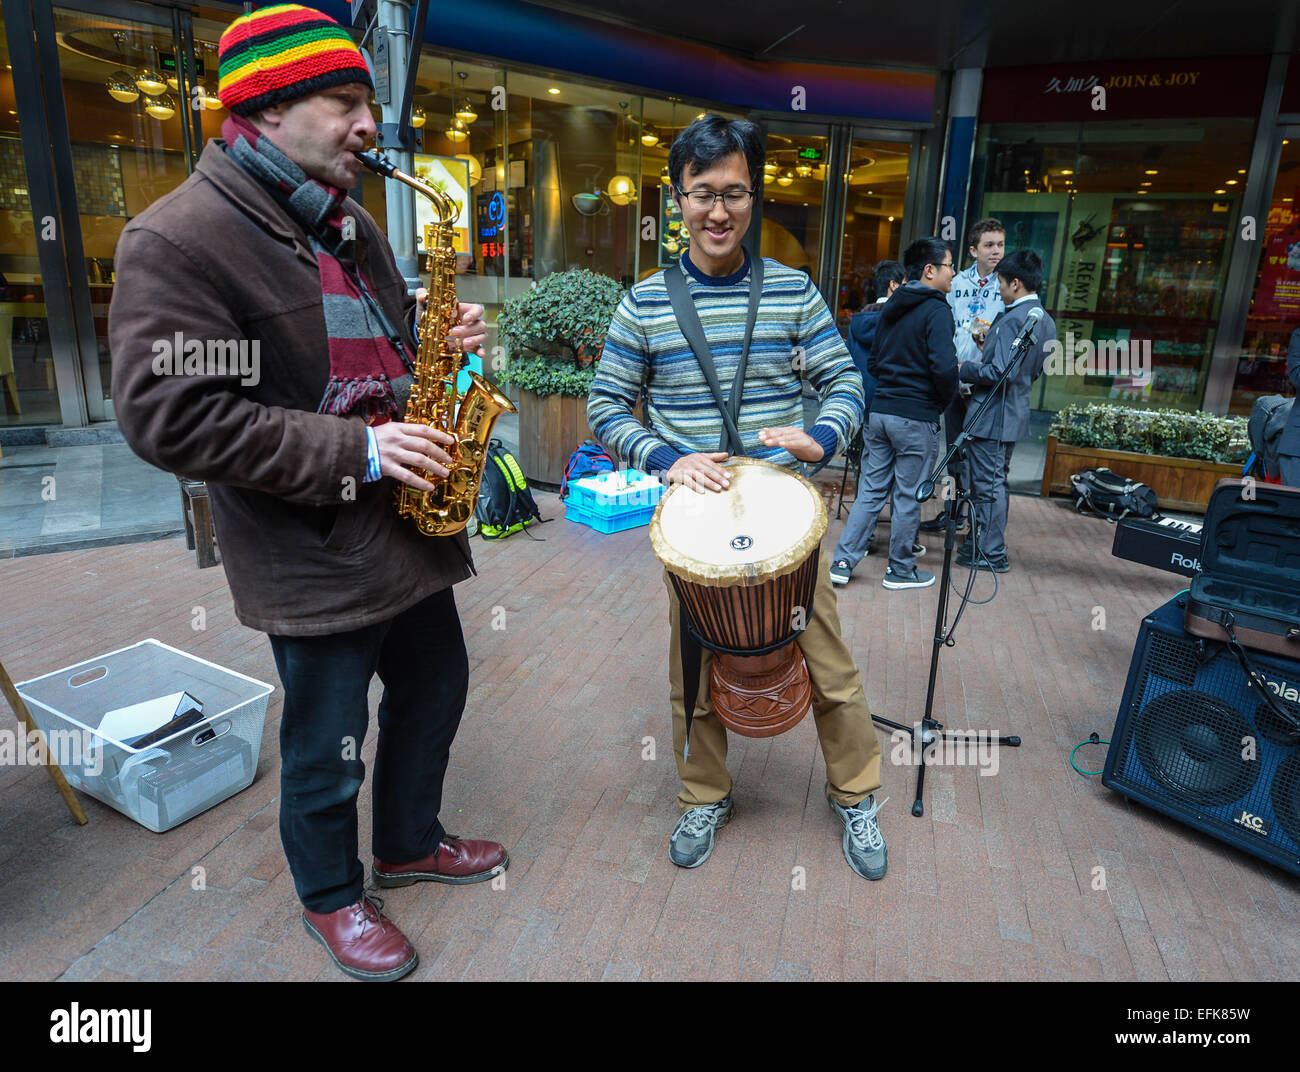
[829,558,852,586]
[829,794,889,880]
[668,798,733,868]
[881,567,935,590]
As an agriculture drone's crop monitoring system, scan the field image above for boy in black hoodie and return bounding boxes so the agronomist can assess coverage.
[830,238,959,589]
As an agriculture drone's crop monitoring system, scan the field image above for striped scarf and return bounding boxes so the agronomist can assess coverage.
[222,113,412,421]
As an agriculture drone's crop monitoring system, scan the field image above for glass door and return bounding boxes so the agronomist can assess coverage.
[0,12,62,426]
[836,132,913,331]
[39,2,235,422]
[760,124,831,288]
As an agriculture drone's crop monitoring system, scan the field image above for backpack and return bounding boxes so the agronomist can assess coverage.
[1069,467,1158,522]
[1246,394,1294,481]
[560,440,615,500]
[475,440,544,539]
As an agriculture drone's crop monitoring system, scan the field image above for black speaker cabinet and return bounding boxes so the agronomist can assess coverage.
[1103,596,1300,877]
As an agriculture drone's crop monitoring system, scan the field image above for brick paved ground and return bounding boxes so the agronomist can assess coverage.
[2,488,1298,981]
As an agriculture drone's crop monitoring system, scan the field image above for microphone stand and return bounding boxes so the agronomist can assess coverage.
[870,315,1042,816]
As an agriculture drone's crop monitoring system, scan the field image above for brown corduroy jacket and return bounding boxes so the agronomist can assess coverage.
[109,140,473,636]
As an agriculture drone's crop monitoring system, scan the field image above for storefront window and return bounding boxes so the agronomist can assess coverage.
[975,117,1254,413]
[1232,135,1300,414]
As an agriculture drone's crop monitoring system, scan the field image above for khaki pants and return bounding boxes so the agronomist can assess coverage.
[665,554,882,810]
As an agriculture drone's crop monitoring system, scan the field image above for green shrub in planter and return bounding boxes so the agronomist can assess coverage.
[1048,403,1249,464]
[496,268,626,398]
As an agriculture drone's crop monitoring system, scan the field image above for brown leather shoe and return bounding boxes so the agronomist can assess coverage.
[372,835,509,887]
[301,894,418,981]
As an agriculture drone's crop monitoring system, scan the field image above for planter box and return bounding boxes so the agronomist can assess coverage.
[1040,435,1241,514]
[515,389,595,488]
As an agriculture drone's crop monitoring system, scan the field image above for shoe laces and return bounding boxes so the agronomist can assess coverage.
[353,891,388,934]
[677,802,725,837]
[833,559,850,570]
[842,795,888,851]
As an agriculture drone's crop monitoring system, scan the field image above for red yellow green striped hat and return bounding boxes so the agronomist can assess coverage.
[217,4,372,116]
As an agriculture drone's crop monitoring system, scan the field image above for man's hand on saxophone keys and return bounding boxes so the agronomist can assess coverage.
[373,422,457,492]
[413,289,488,357]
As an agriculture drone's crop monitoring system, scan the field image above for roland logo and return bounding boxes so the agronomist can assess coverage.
[1262,675,1300,705]
[1233,810,1268,836]
[1170,551,1201,571]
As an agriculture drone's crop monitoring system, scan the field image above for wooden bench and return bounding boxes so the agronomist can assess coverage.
[178,478,218,569]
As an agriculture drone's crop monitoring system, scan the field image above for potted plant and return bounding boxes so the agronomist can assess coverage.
[1041,403,1249,513]
[496,268,626,486]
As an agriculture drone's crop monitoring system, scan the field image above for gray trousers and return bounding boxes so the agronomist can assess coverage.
[967,436,1015,560]
[834,411,938,574]
[1281,454,1300,487]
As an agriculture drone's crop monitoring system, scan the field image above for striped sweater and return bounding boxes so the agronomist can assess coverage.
[587,252,864,474]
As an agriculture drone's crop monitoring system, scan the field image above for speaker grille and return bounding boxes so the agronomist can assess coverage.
[1147,631,1202,686]
[1107,605,1300,871]
[1253,698,1300,747]
[1134,690,1257,806]
[1273,751,1300,846]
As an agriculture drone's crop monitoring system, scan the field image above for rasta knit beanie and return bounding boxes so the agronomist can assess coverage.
[217,4,373,116]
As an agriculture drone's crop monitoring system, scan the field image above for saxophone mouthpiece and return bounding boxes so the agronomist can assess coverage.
[355,149,397,178]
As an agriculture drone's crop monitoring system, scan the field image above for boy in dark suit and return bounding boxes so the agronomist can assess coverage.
[956,250,1055,573]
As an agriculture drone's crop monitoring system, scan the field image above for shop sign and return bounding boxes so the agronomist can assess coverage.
[983,56,1264,122]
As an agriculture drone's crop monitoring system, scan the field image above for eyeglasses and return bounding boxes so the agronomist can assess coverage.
[679,187,755,210]
[936,260,955,271]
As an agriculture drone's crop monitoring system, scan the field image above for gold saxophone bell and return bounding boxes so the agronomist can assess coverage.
[354,149,517,537]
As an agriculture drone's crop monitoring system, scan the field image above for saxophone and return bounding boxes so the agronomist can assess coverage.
[355,150,517,536]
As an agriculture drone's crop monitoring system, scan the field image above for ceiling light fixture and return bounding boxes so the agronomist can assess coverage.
[641,126,660,147]
[144,93,176,120]
[777,169,794,187]
[444,117,469,143]
[106,70,139,103]
[454,71,476,123]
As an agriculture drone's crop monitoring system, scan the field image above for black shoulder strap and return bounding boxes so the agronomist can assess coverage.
[663,255,764,455]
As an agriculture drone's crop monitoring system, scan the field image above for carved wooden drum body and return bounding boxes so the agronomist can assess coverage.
[650,458,828,738]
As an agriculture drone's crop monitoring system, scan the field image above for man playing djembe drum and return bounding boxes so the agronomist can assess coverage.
[587,116,887,880]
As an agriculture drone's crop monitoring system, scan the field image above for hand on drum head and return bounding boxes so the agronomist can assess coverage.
[666,452,731,494]
[758,425,824,463]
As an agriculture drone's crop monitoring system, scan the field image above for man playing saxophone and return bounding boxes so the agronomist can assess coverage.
[109,5,506,982]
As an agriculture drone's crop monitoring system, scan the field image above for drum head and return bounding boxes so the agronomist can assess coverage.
[649,458,828,587]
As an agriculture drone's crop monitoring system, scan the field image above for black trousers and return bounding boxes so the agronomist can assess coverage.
[268,587,468,913]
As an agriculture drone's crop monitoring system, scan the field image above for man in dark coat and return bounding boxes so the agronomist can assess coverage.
[956,250,1054,572]
[109,5,505,981]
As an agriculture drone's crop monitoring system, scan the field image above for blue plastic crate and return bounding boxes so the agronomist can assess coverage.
[567,468,664,512]
[565,499,658,534]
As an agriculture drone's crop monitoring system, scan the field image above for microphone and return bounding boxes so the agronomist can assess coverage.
[1008,306,1044,353]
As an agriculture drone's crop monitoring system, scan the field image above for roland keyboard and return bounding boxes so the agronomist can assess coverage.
[1111,515,1205,576]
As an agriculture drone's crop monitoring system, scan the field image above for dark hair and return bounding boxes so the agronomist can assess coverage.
[966,217,1005,250]
[668,114,765,193]
[867,259,905,302]
[996,249,1043,292]
[903,238,950,281]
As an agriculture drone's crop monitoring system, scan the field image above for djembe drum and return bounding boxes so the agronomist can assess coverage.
[650,457,829,738]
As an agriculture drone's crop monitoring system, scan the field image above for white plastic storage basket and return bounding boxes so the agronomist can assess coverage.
[16,639,273,832]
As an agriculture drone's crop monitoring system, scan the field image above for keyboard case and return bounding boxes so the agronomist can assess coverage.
[1184,479,1300,658]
